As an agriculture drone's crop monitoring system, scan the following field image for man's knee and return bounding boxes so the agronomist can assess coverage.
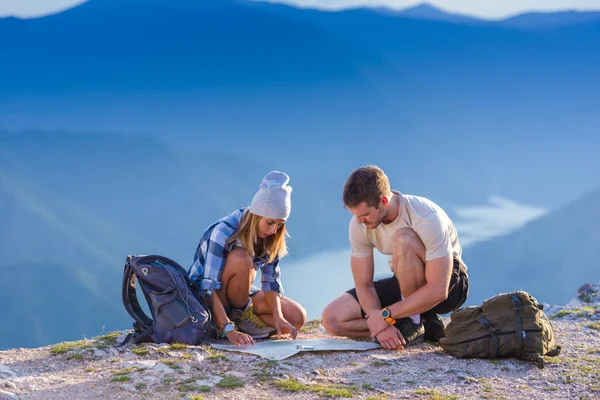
[321,302,341,335]
[392,228,424,256]
[321,294,357,336]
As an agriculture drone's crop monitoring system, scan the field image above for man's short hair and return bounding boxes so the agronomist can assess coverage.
[343,165,391,208]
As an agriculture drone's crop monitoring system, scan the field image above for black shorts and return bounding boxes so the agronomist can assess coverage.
[346,258,469,317]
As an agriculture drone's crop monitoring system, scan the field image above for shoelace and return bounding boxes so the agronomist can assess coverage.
[241,305,268,328]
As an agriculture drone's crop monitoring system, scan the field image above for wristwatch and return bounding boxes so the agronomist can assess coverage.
[381,308,396,325]
[220,321,237,338]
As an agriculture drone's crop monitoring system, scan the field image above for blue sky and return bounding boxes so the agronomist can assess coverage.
[1,0,600,18]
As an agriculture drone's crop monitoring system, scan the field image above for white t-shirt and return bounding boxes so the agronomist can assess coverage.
[349,191,466,271]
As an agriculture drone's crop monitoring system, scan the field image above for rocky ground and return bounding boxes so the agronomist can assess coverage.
[1,284,599,400]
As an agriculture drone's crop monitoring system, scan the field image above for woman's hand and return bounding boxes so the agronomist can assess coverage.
[225,330,255,347]
[273,314,298,339]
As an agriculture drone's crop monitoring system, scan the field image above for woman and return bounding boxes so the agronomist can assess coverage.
[189,171,306,347]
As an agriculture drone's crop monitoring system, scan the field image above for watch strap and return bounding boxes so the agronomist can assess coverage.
[381,307,396,325]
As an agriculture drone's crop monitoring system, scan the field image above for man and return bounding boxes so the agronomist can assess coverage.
[322,165,469,350]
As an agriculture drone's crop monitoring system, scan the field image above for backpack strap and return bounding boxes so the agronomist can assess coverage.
[479,317,499,358]
[121,256,154,334]
[511,293,524,354]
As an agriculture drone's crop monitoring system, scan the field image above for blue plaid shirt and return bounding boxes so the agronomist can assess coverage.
[189,208,284,297]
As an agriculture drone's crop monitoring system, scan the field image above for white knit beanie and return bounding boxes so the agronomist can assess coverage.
[249,171,292,220]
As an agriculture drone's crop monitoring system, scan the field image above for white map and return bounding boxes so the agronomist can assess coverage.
[211,338,380,360]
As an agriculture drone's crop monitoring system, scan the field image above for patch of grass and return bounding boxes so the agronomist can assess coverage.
[190,396,204,400]
[490,360,500,366]
[110,375,131,382]
[372,361,387,367]
[367,396,388,400]
[300,319,322,332]
[180,352,193,360]
[271,378,356,398]
[198,386,211,392]
[203,347,228,363]
[283,361,293,366]
[163,377,175,384]
[68,353,83,360]
[170,342,188,350]
[382,378,390,383]
[112,367,134,376]
[362,383,373,390]
[542,356,562,365]
[179,384,196,392]
[258,360,279,368]
[586,321,600,331]
[207,354,228,363]
[216,376,245,389]
[414,389,460,399]
[135,383,147,390]
[97,332,121,342]
[252,369,275,383]
[84,367,96,373]
[587,346,600,354]
[350,362,358,366]
[50,341,86,354]
[551,306,596,319]
[543,387,559,391]
[131,347,148,356]
[160,359,181,369]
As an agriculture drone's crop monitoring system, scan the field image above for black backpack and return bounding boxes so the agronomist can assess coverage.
[121,254,216,345]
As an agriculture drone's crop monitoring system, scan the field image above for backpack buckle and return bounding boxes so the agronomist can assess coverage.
[479,317,494,331]
[511,294,523,311]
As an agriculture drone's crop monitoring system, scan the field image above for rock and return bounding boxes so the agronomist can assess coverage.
[179,363,192,373]
[91,348,107,358]
[193,352,205,363]
[309,357,324,366]
[195,376,223,388]
[116,331,131,345]
[0,390,19,400]
[107,348,119,357]
[152,363,175,374]
[122,383,137,392]
[120,360,158,369]
[0,365,17,379]
[1,381,16,391]
[141,375,157,383]
[224,371,245,379]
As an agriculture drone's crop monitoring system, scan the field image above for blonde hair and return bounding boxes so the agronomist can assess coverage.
[227,210,288,263]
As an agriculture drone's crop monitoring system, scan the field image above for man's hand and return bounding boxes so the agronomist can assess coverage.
[374,325,406,350]
[366,311,390,338]
[273,314,298,339]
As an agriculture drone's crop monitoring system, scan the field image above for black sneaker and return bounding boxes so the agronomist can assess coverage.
[393,317,425,345]
[421,312,446,342]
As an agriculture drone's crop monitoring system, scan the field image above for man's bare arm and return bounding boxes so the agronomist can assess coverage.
[388,255,453,319]
[351,254,382,317]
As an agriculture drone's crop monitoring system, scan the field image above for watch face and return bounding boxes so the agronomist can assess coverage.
[381,309,390,318]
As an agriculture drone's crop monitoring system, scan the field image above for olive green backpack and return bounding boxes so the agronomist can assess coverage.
[439,291,561,368]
